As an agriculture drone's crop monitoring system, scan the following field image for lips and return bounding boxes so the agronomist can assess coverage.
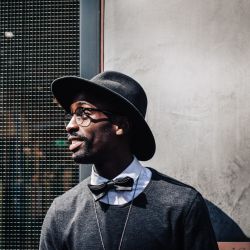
[69,140,84,151]
[68,136,86,151]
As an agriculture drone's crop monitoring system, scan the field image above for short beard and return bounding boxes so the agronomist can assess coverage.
[67,132,93,164]
[72,138,93,164]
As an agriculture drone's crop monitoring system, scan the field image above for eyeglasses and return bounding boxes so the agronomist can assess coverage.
[64,107,114,127]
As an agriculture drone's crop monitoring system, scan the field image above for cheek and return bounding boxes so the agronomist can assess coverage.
[92,124,115,147]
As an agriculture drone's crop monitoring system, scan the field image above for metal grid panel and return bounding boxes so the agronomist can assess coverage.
[0,1,79,249]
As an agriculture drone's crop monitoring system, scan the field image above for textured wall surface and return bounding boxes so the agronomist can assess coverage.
[104,0,250,238]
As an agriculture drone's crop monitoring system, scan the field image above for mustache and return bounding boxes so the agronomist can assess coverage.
[67,132,89,142]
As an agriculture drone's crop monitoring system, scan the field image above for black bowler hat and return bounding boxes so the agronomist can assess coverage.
[51,71,155,161]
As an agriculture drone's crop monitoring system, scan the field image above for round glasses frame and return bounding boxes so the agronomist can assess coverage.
[64,107,114,127]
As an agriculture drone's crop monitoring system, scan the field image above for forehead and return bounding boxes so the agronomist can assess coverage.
[69,91,111,111]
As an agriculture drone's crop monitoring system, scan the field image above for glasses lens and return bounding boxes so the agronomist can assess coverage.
[64,109,91,127]
[74,108,91,127]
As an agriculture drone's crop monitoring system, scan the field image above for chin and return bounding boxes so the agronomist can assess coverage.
[72,151,93,164]
[71,142,93,164]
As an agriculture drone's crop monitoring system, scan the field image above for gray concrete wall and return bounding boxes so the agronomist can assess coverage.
[104,0,250,238]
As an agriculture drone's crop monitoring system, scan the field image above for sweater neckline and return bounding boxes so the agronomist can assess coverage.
[89,167,156,209]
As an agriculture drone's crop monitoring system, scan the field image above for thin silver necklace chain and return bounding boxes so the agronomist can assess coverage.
[93,173,140,250]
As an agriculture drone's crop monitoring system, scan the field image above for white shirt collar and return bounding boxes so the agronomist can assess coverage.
[90,156,143,185]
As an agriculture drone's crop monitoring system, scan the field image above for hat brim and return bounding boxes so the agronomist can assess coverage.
[51,76,155,161]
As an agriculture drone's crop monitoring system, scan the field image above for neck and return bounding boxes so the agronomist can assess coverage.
[94,153,134,180]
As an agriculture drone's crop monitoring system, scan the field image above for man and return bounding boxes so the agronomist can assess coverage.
[40,71,218,250]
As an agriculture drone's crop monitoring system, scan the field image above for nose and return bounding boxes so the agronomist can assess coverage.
[66,115,79,133]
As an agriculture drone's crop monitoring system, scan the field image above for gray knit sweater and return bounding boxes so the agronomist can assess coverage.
[39,168,218,250]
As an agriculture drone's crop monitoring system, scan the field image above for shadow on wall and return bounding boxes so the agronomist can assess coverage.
[205,200,250,242]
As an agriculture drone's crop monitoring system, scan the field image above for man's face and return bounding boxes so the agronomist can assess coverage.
[66,93,117,164]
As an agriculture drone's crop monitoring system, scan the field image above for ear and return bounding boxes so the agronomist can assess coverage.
[113,117,130,136]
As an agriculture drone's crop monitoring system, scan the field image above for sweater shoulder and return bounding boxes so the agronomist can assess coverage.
[147,167,201,208]
[53,176,91,210]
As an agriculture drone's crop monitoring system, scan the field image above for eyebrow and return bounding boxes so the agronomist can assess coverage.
[70,101,93,113]
[72,101,92,108]
[76,101,89,105]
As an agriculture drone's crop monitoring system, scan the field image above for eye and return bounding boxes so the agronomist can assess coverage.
[82,108,92,116]
[75,107,91,119]
[74,107,84,117]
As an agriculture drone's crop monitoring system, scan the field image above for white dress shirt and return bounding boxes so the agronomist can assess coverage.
[90,156,152,205]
